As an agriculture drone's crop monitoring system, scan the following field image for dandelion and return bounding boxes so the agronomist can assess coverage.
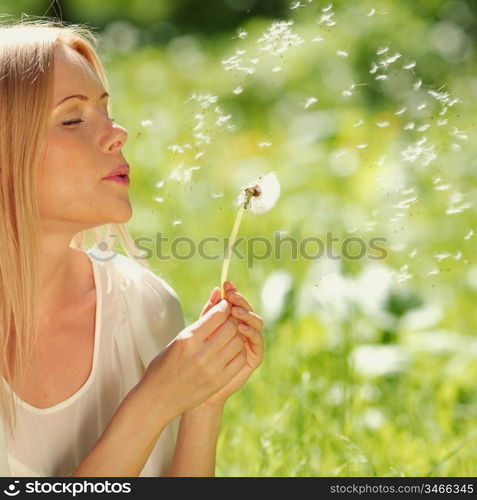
[219,172,280,299]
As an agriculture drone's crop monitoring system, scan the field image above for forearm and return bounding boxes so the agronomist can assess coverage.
[166,403,224,477]
[71,384,169,477]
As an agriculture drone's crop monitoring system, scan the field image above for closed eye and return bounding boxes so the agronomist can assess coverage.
[62,117,115,127]
[62,119,84,126]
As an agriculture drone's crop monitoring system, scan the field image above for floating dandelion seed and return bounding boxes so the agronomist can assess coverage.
[258,140,272,148]
[403,61,416,70]
[367,8,376,16]
[304,97,318,109]
[464,230,474,240]
[337,50,348,58]
[233,86,244,95]
[220,173,280,299]
[376,121,390,128]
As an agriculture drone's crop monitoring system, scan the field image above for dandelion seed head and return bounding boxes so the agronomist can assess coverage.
[140,119,153,127]
[235,172,281,215]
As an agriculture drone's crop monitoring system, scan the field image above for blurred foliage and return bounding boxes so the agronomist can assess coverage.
[2,0,477,476]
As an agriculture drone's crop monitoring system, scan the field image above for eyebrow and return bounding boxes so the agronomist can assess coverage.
[55,91,109,108]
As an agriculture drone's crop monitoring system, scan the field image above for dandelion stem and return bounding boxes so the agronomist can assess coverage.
[220,204,245,299]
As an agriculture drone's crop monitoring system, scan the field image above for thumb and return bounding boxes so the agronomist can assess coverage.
[200,287,221,317]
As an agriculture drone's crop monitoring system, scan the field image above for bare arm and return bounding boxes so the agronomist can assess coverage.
[71,383,170,477]
[166,403,224,477]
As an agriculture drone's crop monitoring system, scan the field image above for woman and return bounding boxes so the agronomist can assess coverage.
[0,19,263,477]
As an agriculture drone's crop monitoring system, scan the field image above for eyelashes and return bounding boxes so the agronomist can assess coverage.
[62,117,116,127]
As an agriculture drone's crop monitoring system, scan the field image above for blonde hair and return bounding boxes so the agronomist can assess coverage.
[0,17,150,435]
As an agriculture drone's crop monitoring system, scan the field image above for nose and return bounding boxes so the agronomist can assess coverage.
[108,124,128,152]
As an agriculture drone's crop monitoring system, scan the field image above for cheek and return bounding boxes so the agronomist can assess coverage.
[38,134,97,215]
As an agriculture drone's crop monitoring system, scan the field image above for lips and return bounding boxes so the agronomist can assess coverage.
[103,164,130,179]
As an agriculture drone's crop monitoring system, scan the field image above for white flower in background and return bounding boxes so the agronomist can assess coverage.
[234,172,281,214]
[351,345,409,377]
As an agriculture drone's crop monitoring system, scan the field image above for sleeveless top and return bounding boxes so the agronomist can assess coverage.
[0,251,185,477]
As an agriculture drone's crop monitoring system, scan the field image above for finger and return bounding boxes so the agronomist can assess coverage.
[231,307,263,332]
[221,348,247,381]
[192,299,231,339]
[200,287,221,317]
[217,334,244,365]
[237,323,264,360]
[220,280,237,299]
[206,316,239,351]
[225,290,252,311]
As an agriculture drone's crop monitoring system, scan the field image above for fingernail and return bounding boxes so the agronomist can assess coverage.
[233,306,246,315]
[218,299,229,310]
[210,288,219,301]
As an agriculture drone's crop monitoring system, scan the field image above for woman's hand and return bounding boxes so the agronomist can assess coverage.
[138,297,247,425]
[197,280,264,409]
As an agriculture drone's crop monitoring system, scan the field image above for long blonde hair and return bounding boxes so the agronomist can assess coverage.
[0,18,149,435]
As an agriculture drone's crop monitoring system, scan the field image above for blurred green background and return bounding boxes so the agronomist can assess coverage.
[3,0,477,476]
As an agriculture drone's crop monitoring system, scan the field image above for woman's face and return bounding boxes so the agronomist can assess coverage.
[39,44,131,234]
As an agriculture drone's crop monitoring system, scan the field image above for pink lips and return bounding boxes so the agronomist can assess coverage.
[103,164,130,186]
[104,175,130,186]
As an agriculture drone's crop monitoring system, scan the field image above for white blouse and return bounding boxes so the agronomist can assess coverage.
[0,250,185,477]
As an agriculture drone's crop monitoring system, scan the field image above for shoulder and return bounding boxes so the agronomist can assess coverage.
[89,251,184,335]
[111,254,182,318]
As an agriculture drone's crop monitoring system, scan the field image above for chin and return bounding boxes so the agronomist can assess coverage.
[102,200,133,224]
